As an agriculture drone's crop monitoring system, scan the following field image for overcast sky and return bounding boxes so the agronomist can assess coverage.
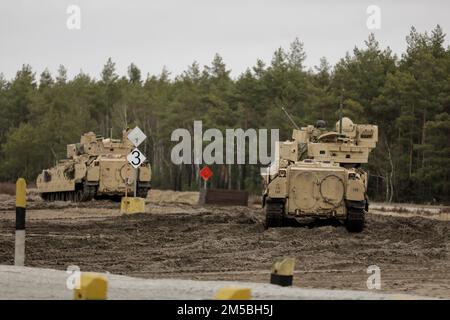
[1,0,449,80]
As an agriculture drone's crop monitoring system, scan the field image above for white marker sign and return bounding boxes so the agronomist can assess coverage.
[127,126,147,147]
[127,148,146,169]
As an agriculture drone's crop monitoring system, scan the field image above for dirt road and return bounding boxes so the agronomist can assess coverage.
[0,193,449,298]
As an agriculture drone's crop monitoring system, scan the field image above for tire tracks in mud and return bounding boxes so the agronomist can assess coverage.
[0,200,448,298]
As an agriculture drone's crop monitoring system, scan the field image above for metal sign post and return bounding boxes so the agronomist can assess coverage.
[134,168,138,197]
[127,127,147,198]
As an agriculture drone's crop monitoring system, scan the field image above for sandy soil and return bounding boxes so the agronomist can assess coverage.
[0,191,449,299]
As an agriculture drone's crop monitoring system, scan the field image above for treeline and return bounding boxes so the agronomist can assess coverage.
[0,26,449,203]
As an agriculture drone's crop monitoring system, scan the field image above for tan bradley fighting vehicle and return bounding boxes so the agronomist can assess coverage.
[36,130,151,202]
[262,117,377,232]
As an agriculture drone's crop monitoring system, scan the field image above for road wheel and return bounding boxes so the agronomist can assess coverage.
[81,184,96,201]
[75,190,83,202]
[265,199,284,228]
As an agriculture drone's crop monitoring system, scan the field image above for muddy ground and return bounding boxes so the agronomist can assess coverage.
[0,192,449,299]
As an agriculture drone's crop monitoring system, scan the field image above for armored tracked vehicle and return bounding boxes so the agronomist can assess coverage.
[36,130,151,202]
[262,117,378,232]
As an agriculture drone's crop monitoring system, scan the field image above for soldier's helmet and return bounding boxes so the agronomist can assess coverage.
[314,120,327,129]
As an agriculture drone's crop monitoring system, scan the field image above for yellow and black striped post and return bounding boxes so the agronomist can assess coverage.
[15,178,26,266]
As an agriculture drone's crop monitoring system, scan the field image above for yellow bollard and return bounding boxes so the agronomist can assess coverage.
[120,197,145,214]
[15,178,27,266]
[270,257,295,286]
[214,287,252,300]
[73,272,108,300]
[16,178,26,208]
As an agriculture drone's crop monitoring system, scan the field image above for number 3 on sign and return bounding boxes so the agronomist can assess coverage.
[131,150,141,165]
[127,148,146,168]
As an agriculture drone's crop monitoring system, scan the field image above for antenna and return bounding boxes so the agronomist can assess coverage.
[281,106,300,130]
[339,88,344,135]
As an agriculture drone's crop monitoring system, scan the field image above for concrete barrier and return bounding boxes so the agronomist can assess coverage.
[121,197,145,214]
[271,258,295,287]
[214,287,252,300]
[74,272,108,300]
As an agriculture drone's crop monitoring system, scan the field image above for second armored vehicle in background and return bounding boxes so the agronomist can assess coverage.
[262,117,378,232]
[36,130,151,202]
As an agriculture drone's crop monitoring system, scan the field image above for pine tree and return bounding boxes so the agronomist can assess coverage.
[127,63,142,85]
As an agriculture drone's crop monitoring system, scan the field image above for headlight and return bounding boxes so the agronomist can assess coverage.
[279,169,287,177]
